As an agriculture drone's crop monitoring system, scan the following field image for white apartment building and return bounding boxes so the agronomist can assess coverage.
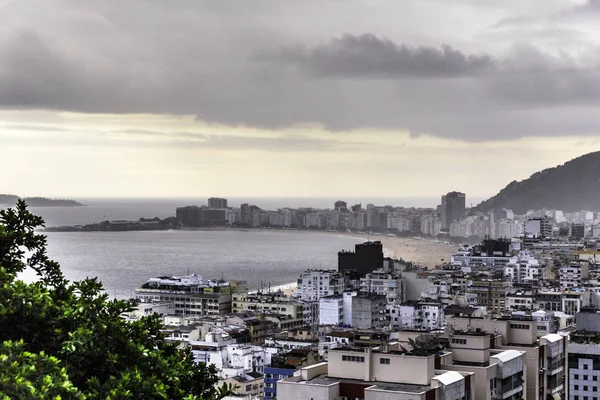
[387,214,411,232]
[359,269,405,305]
[305,213,325,228]
[560,263,588,290]
[319,295,344,326]
[397,301,444,331]
[569,342,600,400]
[504,251,541,284]
[189,332,268,378]
[135,274,232,316]
[296,270,345,301]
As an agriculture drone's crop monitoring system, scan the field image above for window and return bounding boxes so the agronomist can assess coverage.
[342,355,365,362]
[584,364,589,370]
[380,358,390,364]
[451,338,467,345]
[575,374,579,379]
[510,324,530,330]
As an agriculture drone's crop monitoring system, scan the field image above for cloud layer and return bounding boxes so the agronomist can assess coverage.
[1,0,600,141]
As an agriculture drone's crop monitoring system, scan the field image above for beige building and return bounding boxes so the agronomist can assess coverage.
[232,291,304,320]
[278,346,474,400]
[446,313,567,400]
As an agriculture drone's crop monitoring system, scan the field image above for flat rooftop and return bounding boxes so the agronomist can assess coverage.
[305,374,431,394]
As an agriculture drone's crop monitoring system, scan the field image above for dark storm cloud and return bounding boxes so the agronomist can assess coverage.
[255,34,495,78]
[1,0,600,142]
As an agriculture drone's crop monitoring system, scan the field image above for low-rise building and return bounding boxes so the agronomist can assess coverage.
[135,274,232,316]
[232,291,304,320]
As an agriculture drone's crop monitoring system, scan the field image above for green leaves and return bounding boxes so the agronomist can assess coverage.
[0,340,84,399]
[0,203,224,400]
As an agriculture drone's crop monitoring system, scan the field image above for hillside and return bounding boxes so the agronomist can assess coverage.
[0,195,84,207]
[0,194,20,205]
[475,151,600,213]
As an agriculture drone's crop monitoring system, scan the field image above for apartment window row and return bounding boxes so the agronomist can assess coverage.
[510,324,530,330]
[574,374,598,381]
[342,355,365,362]
[452,338,467,345]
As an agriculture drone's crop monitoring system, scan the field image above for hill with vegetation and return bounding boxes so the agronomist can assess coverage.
[475,151,600,213]
[0,194,84,207]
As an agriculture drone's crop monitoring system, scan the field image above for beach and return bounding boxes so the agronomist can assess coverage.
[333,233,456,269]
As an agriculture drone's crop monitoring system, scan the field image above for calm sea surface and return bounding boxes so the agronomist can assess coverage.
[9,199,365,298]
[40,229,358,298]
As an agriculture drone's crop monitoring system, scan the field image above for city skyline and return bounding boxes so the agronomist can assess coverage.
[3,0,600,198]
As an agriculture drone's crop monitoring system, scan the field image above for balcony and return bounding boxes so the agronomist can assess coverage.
[546,357,565,375]
[499,376,524,399]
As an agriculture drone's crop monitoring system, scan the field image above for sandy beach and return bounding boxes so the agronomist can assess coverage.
[332,233,456,269]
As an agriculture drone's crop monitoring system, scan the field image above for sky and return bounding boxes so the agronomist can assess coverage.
[2,0,600,201]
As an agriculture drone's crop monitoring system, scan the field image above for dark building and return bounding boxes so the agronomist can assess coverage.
[480,237,511,256]
[240,203,250,224]
[176,205,202,227]
[351,204,362,213]
[338,241,384,276]
[441,191,466,231]
[207,197,227,209]
[572,223,585,240]
[334,200,347,211]
[378,213,388,230]
[201,209,227,225]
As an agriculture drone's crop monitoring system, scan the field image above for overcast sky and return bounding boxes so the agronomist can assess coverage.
[2,0,600,200]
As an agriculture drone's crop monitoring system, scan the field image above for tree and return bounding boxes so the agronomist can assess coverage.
[0,201,234,399]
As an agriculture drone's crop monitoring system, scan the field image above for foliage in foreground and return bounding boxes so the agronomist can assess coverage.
[0,201,231,399]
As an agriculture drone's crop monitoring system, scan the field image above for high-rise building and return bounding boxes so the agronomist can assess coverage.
[240,203,250,224]
[338,241,384,276]
[334,200,347,211]
[351,203,362,213]
[524,217,553,238]
[441,191,466,231]
[208,197,228,209]
[571,223,585,240]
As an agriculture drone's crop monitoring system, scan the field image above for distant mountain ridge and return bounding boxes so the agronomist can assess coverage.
[0,194,84,207]
[475,151,600,214]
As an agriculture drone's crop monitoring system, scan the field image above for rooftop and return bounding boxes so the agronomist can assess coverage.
[305,374,431,394]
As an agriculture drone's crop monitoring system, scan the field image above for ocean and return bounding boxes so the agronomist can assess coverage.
[10,199,370,298]
[38,229,359,299]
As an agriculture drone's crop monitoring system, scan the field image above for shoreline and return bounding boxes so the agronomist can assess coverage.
[43,225,455,268]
